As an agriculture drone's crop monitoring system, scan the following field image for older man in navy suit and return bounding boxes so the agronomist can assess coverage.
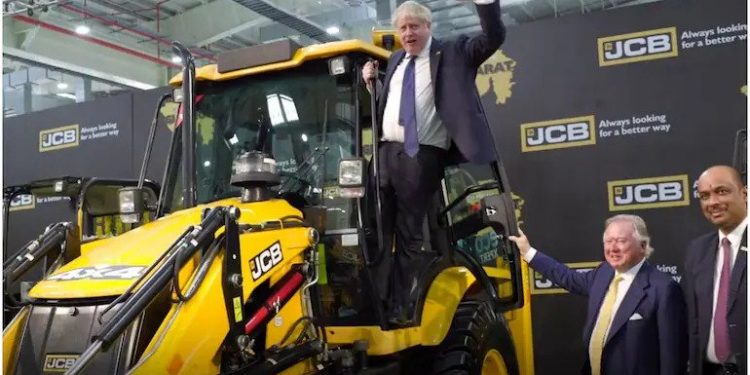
[509,215,687,375]
[361,0,504,326]
[684,165,747,375]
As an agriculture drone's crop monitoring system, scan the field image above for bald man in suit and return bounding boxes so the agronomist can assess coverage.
[683,165,747,375]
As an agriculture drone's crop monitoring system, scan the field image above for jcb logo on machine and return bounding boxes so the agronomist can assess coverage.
[608,174,690,211]
[531,262,599,295]
[9,194,35,212]
[251,241,283,280]
[598,27,678,67]
[520,115,596,152]
[47,265,146,281]
[39,124,79,152]
[43,354,79,372]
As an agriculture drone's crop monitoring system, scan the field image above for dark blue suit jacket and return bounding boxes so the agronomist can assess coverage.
[530,251,688,375]
[683,230,747,375]
[376,1,505,164]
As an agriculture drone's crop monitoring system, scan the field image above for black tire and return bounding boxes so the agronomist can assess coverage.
[430,299,519,375]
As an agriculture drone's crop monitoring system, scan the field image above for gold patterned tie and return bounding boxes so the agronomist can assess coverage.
[589,275,623,375]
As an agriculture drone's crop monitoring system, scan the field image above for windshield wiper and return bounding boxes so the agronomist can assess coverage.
[276,146,329,194]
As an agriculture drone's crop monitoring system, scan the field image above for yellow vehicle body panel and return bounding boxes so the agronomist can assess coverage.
[325,266,476,355]
[323,262,535,375]
[504,262,535,375]
[267,284,319,375]
[29,198,304,299]
[2,307,29,375]
[12,197,317,374]
[129,226,314,374]
[170,40,390,85]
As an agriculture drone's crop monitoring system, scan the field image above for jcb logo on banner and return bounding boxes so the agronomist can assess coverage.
[598,27,678,67]
[39,124,79,152]
[43,354,79,371]
[520,115,596,152]
[531,262,600,295]
[608,174,690,211]
[9,194,35,212]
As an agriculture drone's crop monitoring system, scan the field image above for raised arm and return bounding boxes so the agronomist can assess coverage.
[462,0,506,66]
[510,230,597,296]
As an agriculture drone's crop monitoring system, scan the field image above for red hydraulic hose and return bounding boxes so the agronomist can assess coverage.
[244,270,305,335]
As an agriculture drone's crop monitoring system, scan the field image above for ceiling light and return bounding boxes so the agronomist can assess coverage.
[171,55,182,64]
[75,24,90,35]
[326,26,340,35]
[57,82,68,90]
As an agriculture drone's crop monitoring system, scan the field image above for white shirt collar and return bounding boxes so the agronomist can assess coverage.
[719,216,748,248]
[616,256,646,281]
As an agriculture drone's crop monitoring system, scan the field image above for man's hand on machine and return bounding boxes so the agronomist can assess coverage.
[362,60,379,86]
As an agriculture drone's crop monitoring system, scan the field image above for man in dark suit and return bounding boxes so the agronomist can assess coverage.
[684,165,747,375]
[509,215,687,375]
[361,0,504,326]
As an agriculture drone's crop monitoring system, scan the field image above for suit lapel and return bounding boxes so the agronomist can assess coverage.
[605,263,650,345]
[382,50,404,99]
[728,229,747,311]
[696,232,719,345]
[429,38,442,98]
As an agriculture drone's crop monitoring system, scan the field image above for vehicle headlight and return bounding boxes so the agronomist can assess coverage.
[118,187,144,224]
[53,180,65,193]
[328,56,349,76]
[338,158,365,187]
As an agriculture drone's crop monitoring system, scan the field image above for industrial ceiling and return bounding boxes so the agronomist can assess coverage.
[3,0,661,90]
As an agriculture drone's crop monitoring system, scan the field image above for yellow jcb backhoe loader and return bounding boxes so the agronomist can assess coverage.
[3,33,534,375]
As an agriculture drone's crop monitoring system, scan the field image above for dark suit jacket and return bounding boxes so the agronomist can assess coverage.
[376,1,505,164]
[530,252,688,375]
[683,230,747,375]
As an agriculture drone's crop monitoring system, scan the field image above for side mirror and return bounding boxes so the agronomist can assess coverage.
[338,158,366,198]
[173,87,184,103]
[118,187,146,224]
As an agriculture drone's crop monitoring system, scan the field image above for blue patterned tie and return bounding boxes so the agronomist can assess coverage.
[399,56,419,157]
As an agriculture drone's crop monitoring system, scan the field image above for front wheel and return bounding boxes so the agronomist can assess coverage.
[431,299,518,375]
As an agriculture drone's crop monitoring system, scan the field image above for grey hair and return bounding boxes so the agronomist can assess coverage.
[392,1,432,27]
[603,214,654,257]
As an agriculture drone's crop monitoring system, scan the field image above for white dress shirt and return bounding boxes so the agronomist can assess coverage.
[381,37,450,150]
[706,216,748,363]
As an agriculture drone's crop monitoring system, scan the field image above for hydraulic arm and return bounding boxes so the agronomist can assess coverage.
[65,206,239,375]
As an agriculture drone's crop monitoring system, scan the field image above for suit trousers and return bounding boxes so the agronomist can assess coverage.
[370,141,446,315]
[704,362,740,375]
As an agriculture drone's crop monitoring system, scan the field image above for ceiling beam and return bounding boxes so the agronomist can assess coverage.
[147,0,264,47]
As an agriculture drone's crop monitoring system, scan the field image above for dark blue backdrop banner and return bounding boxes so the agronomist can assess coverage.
[480,0,746,372]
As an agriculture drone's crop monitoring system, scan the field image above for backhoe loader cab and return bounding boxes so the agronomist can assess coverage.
[3,37,533,375]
